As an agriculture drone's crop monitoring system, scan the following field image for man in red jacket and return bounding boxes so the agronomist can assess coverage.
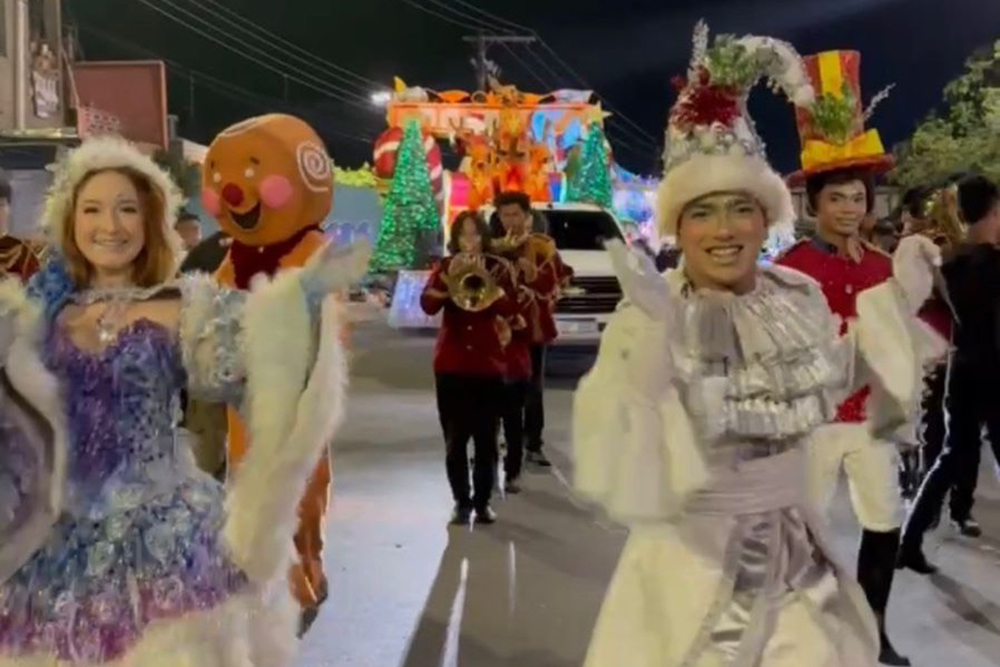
[0,176,40,281]
[492,191,571,468]
[777,49,917,666]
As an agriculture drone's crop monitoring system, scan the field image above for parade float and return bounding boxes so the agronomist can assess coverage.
[367,78,659,328]
[370,79,659,257]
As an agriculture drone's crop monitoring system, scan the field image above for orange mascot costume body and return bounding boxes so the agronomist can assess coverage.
[201,114,336,628]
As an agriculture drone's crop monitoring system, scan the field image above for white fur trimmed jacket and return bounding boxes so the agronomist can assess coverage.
[0,267,348,587]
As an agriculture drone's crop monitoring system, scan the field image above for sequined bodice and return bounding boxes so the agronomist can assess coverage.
[45,318,187,517]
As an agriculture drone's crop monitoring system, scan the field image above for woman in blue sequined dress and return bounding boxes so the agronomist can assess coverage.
[0,137,368,666]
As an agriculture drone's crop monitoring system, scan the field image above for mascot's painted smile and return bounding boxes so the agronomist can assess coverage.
[230,202,262,230]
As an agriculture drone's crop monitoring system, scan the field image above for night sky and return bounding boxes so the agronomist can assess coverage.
[69,0,1000,175]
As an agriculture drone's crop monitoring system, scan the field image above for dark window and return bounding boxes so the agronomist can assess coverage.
[28,0,45,43]
[544,209,624,250]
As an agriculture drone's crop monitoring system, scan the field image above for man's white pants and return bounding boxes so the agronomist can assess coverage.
[806,422,904,532]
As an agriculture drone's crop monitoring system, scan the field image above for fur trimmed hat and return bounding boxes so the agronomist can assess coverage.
[43,136,184,259]
[657,22,814,235]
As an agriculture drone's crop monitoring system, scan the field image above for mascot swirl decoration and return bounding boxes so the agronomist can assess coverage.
[297,142,333,193]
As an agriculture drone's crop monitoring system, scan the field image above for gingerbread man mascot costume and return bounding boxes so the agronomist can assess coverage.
[201,113,337,633]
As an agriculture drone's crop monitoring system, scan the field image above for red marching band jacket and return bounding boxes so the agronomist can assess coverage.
[420,254,520,378]
[501,236,574,346]
[917,290,954,342]
[777,238,893,423]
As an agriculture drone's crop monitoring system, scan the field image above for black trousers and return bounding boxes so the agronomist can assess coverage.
[500,379,530,480]
[918,361,978,518]
[525,345,547,451]
[435,374,504,510]
[903,361,1000,549]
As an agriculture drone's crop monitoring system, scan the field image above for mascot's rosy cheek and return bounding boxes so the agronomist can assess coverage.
[202,188,221,217]
[259,175,294,209]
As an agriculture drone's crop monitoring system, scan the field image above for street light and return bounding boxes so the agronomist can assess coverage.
[371,91,392,107]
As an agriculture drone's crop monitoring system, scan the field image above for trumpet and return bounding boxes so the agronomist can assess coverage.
[494,232,557,267]
[915,186,966,253]
[443,253,505,312]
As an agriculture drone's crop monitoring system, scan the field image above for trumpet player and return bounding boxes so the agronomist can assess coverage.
[421,211,518,526]
[493,191,572,468]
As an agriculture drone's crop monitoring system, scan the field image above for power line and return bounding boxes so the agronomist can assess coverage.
[524,44,566,91]
[193,0,381,92]
[533,40,659,144]
[400,0,489,32]
[499,42,553,91]
[76,24,377,146]
[399,0,659,150]
[447,0,531,34]
[134,0,375,112]
[158,0,374,106]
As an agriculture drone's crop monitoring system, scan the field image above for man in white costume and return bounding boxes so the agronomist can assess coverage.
[572,23,945,667]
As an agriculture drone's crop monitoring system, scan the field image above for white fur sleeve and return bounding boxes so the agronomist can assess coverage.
[177,274,247,404]
[573,304,708,525]
[0,279,68,585]
[853,280,948,435]
[0,279,25,369]
[222,271,348,584]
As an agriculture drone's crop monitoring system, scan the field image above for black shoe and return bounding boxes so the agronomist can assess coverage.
[298,606,320,638]
[878,632,911,666]
[951,516,983,538]
[315,578,329,607]
[526,451,551,467]
[475,505,497,524]
[450,504,472,525]
[896,547,938,575]
[504,477,522,494]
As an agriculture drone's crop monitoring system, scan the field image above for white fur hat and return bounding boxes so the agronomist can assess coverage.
[43,136,184,258]
[657,22,814,235]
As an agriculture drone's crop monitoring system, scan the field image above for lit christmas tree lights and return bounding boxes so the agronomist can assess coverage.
[371,120,441,272]
[567,123,614,209]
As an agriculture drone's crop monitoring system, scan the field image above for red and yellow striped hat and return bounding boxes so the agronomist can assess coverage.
[789,50,893,183]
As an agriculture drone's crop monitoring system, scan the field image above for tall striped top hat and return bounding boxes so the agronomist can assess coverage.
[790,50,894,183]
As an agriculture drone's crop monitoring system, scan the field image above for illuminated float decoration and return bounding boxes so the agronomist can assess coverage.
[375,78,612,224]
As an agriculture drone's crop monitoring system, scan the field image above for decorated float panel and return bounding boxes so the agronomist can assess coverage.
[372,79,616,232]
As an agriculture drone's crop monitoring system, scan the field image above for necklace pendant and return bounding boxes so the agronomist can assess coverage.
[97,325,116,345]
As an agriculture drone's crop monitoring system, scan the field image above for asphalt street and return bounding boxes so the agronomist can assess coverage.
[296,319,1000,667]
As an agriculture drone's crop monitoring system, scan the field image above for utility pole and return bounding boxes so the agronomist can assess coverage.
[462,34,536,91]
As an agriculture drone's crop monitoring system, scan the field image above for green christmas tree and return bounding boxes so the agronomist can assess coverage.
[568,123,614,209]
[371,120,441,272]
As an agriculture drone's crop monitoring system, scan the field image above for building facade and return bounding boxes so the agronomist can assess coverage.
[0,0,66,134]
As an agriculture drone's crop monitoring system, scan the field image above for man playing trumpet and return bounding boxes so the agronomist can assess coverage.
[492,191,572,472]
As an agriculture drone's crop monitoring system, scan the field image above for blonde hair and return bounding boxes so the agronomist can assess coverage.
[61,167,177,288]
